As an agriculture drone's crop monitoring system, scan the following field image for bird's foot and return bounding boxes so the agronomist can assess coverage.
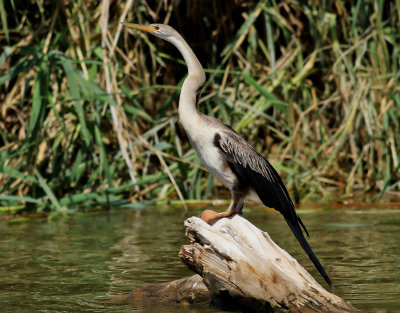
[199,209,236,224]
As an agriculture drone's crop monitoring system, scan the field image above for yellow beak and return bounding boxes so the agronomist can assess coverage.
[121,22,154,33]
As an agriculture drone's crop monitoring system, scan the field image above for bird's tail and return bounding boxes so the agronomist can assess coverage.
[285,217,332,286]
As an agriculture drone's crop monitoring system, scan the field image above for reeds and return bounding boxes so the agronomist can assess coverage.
[0,0,399,214]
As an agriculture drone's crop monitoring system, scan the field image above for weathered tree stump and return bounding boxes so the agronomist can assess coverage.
[122,214,357,312]
[178,215,357,312]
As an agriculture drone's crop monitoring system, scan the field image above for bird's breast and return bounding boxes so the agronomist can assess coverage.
[186,129,237,190]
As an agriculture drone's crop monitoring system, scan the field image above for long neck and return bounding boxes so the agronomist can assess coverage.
[167,34,206,130]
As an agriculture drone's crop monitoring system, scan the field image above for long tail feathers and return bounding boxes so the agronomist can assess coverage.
[285,217,332,286]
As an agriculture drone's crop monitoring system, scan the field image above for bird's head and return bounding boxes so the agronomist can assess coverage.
[122,22,178,41]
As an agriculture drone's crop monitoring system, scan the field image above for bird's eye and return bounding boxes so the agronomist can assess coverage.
[154,25,160,30]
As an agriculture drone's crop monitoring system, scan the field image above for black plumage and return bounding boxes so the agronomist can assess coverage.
[214,129,332,286]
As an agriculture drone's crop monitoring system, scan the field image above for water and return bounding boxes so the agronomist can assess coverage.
[1,206,399,312]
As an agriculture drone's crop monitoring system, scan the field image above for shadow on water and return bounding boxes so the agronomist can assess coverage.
[0,205,399,312]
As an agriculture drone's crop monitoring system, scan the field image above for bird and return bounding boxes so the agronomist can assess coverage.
[122,22,332,286]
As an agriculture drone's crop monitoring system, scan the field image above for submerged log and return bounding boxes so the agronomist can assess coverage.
[115,274,211,305]
[179,214,357,312]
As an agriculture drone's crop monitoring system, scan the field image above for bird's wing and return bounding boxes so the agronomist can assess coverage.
[214,129,332,285]
[214,128,307,234]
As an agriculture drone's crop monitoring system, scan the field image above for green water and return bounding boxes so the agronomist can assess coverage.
[1,206,399,312]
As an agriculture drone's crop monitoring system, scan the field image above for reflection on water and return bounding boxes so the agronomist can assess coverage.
[0,206,399,312]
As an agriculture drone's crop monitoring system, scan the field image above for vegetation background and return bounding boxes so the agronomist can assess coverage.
[1,0,399,216]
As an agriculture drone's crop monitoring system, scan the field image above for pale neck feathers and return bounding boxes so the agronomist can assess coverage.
[166,33,206,128]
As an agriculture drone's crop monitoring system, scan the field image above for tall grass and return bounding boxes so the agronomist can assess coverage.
[0,0,399,215]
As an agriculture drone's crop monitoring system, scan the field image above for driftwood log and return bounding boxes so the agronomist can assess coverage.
[122,214,357,312]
